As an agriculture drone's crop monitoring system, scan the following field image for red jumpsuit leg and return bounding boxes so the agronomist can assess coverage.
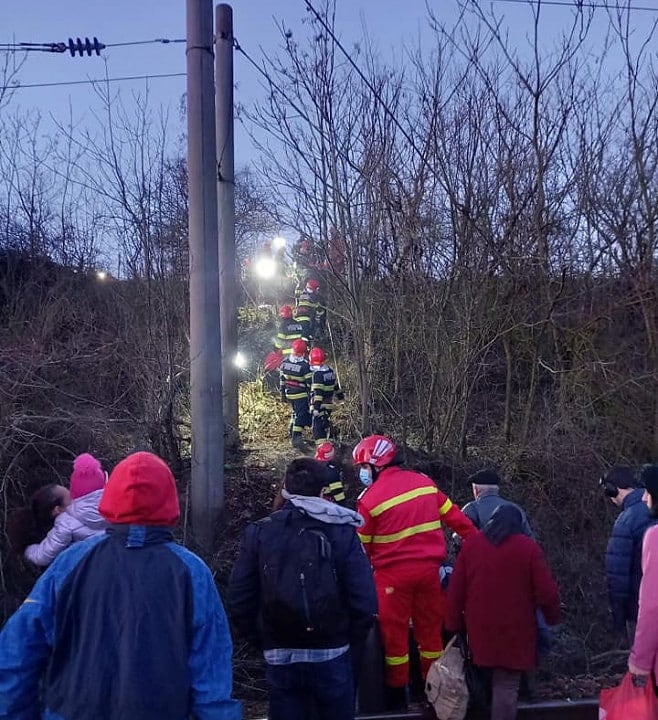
[411,564,445,679]
[375,567,413,688]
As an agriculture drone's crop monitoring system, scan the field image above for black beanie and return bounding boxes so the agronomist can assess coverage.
[469,469,500,487]
[639,464,658,499]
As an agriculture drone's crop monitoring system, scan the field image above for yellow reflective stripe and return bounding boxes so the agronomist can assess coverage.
[327,482,343,492]
[385,654,409,666]
[358,532,373,543]
[371,520,442,544]
[333,493,346,502]
[420,650,443,659]
[370,486,438,517]
[439,498,453,515]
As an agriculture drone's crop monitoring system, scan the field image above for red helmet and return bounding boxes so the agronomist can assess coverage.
[291,339,307,356]
[352,435,397,468]
[279,305,293,319]
[306,279,320,292]
[309,347,325,365]
[315,442,335,462]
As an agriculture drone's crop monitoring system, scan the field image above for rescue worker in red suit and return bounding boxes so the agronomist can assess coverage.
[353,435,476,711]
[315,442,346,505]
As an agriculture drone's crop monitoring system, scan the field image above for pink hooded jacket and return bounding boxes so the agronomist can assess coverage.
[630,524,658,677]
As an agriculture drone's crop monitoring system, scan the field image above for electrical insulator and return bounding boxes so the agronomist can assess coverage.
[67,37,105,57]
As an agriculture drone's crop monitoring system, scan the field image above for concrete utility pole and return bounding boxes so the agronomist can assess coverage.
[187,0,224,550]
[215,3,238,448]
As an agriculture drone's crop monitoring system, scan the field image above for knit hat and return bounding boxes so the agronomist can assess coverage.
[70,453,106,499]
[638,464,658,500]
[468,469,500,487]
[99,451,180,526]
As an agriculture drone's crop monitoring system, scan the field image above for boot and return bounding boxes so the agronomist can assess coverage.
[291,436,305,450]
[384,685,408,712]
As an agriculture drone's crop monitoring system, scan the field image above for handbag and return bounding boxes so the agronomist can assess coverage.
[425,636,469,720]
[599,673,658,720]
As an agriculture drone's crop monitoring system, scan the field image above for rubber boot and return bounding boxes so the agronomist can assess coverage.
[384,685,408,712]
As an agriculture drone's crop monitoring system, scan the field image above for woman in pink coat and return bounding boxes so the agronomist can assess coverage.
[628,465,658,690]
[446,504,561,720]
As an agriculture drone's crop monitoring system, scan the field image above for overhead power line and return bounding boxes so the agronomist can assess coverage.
[303,0,425,161]
[486,0,658,10]
[3,71,185,91]
[0,37,186,55]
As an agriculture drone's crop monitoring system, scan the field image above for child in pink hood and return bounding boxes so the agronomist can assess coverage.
[629,464,658,690]
[24,453,108,567]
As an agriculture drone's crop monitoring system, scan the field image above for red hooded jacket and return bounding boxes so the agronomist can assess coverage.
[99,452,180,526]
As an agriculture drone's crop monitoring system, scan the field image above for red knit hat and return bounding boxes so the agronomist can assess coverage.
[70,453,106,500]
[99,451,180,526]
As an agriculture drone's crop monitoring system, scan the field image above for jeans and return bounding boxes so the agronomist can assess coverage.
[266,652,354,720]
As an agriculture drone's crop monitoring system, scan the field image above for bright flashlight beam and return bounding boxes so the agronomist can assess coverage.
[96,270,108,281]
[254,256,277,279]
[272,236,286,250]
[234,352,248,369]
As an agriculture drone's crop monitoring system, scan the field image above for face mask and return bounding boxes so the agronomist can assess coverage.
[359,467,373,487]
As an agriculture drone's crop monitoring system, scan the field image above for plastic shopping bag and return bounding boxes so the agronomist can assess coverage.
[599,673,658,720]
[425,636,469,720]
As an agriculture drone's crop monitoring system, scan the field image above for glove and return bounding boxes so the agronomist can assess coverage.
[312,410,320,417]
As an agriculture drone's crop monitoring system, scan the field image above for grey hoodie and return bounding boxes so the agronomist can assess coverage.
[281,489,364,527]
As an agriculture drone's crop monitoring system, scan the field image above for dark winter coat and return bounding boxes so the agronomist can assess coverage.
[605,488,655,629]
[227,502,377,651]
[462,488,534,537]
[445,531,560,671]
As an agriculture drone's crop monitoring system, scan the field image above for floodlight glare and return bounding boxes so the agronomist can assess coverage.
[272,236,287,250]
[96,270,108,281]
[254,256,277,279]
[234,352,248,369]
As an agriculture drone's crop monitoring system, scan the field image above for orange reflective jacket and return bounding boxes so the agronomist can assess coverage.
[357,466,476,569]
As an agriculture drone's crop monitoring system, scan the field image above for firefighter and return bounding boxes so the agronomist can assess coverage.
[315,442,346,505]
[309,347,342,446]
[292,304,312,345]
[352,435,477,711]
[279,339,313,449]
[296,279,326,340]
[274,305,305,357]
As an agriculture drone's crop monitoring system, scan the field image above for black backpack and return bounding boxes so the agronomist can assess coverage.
[257,508,350,648]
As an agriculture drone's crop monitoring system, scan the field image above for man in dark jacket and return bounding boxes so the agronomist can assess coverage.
[602,465,656,640]
[228,458,377,720]
[462,469,534,537]
[0,451,241,720]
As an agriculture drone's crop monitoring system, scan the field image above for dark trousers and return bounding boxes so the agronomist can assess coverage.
[266,652,354,720]
[289,398,311,439]
[312,410,331,443]
[491,668,521,720]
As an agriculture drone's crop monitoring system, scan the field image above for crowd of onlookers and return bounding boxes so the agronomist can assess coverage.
[0,441,656,720]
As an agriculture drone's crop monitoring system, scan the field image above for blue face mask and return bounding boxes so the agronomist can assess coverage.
[359,468,373,487]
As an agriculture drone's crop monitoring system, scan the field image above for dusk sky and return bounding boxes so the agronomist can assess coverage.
[3,1,658,168]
